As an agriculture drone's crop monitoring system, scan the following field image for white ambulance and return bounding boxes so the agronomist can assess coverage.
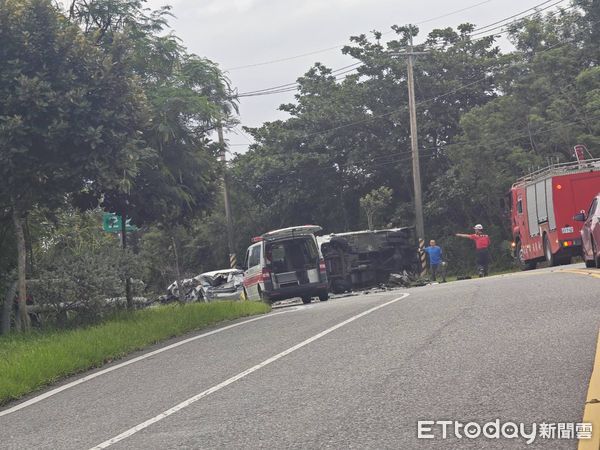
[242,225,329,304]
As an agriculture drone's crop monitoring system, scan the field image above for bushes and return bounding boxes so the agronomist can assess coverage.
[30,247,144,327]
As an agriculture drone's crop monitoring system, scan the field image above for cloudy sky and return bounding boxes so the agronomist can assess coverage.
[143,0,557,152]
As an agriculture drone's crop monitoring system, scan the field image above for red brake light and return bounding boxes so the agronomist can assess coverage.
[319,259,327,271]
[251,236,263,243]
[260,268,271,282]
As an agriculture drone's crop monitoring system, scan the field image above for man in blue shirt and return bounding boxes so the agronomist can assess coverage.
[424,239,446,282]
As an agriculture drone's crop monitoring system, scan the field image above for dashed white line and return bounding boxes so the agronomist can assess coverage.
[89,293,410,449]
[0,309,294,418]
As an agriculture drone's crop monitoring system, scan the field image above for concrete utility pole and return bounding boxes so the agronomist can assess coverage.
[390,29,428,278]
[217,125,237,269]
[406,33,425,241]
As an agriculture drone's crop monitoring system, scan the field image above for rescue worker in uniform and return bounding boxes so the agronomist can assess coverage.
[456,224,491,277]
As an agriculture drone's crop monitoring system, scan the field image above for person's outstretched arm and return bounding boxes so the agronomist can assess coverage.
[455,233,471,238]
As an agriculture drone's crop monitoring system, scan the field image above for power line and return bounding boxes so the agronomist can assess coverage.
[238,107,600,188]
[279,18,597,142]
[237,63,363,97]
[469,0,570,36]
[470,0,561,34]
[224,0,498,72]
[415,0,494,25]
[231,7,596,160]
[235,0,573,99]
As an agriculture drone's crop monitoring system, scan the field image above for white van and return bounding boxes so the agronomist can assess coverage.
[242,225,329,304]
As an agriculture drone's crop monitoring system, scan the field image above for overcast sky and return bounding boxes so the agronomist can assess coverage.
[143,0,553,153]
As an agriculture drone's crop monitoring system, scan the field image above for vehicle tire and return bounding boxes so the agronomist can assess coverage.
[544,235,557,267]
[301,296,312,304]
[258,287,271,305]
[330,280,345,294]
[318,291,329,301]
[593,237,600,268]
[585,259,596,268]
[516,241,536,271]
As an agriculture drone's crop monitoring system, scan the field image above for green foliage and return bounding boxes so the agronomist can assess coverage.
[0,300,270,404]
[16,208,142,326]
[360,186,393,230]
[229,2,600,273]
[0,0,149,214]
[67,0,237,226]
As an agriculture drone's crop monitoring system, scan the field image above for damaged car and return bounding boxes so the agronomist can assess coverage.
[162,269,244,303]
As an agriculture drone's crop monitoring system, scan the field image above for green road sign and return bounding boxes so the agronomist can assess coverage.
[102,213,138,233]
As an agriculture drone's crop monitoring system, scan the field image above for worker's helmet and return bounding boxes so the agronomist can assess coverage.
[473,224,484,230]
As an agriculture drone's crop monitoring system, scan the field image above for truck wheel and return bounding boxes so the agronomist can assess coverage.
[318,291,329,301]
[301,296,312,304]
[517,241,536,270]
[544,235,557,267]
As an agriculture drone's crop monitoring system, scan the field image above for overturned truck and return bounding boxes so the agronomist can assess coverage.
[317,227,418,293]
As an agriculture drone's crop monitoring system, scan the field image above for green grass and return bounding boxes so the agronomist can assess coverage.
[0,301,270,406]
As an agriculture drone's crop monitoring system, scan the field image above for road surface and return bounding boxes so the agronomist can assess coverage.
[1,263,599,449]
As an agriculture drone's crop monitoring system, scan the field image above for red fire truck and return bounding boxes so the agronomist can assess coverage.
[510,158,600,269]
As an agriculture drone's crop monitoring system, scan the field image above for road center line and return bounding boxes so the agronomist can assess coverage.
[0,309,293,418]
[90,293,410,449]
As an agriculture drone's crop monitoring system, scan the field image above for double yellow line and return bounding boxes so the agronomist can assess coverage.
[561,268,600,280]
[580,331,600,450]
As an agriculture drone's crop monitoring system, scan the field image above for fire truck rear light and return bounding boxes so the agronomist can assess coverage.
[511,242,516,248]
[556,184,562,190]
[562,241,573,247]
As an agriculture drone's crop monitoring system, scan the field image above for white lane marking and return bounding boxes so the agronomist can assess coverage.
[0,310,294,417]
[90,293,410,449]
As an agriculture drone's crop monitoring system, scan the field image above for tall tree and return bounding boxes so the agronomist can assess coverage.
[68,0,237,228]
[0,0,148,328]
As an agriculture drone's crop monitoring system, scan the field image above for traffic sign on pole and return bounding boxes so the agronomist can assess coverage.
[102,213,138,233]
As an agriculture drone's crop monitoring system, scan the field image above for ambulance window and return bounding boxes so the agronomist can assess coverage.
[589,199,598,218]
[243,249,250,269]
[248,245,261,268]
[517,199,523,214]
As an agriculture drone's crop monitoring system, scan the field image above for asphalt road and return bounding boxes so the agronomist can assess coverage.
[1,263,599,449]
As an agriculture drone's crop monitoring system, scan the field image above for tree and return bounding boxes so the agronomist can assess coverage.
[360,187,393,230]
[236,23,501,237]
[66,0,238,296]
[68,0,237,228]
[0,0,148,328]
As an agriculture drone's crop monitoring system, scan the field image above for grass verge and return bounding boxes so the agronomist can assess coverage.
[0,301,270,406]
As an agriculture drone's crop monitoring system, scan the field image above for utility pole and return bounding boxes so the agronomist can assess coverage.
[217,125,237,269]
[406,33,425,242]
[391,29,427,277]
[120,205,133,309]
